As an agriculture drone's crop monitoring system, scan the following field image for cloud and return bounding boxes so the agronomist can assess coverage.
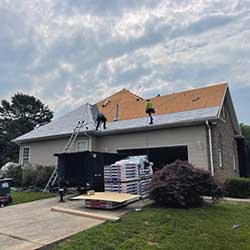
[0,0,249,123]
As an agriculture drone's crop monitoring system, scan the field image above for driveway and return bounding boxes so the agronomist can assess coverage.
[0,197,102,250]
[0,196,149,250]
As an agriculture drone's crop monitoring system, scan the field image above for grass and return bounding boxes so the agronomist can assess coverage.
[10,191,55,205]
[51,202,250,250]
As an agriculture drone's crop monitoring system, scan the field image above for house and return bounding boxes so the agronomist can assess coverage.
[13,83,242,183]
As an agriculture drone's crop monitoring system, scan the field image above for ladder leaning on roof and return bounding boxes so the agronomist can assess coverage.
[43,120,87,192]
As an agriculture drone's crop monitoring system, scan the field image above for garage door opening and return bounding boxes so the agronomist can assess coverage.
[118,146,188,170]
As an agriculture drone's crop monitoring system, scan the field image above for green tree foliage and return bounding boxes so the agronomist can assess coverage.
[240,123,250,177]
[240,123,250,143]
[0,93,53,167]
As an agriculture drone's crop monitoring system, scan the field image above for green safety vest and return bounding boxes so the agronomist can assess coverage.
[146,101,153,110]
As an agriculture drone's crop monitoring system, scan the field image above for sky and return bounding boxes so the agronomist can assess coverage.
[0,0,249,123]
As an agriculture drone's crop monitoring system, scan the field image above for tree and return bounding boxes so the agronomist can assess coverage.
[240,123,250,177]
[240,123,250,143]
[0,93,53,167]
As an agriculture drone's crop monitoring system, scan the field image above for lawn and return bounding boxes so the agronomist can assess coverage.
[10,191,55,205]
[52,202,250,250]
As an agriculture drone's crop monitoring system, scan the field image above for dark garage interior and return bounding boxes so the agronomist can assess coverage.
[118,145,188,170]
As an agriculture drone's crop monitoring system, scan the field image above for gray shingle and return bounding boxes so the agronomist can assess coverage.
[14,105,219,142]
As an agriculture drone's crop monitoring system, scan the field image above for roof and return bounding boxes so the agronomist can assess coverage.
[14,83,229,143]
[97,83,227,122]
[98,106,219,135]
[14,103,98,142]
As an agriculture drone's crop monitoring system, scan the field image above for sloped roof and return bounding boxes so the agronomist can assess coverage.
[97,83,227,122]
[14,103,98,142]
[100,106,219,134]
[14,83,228,143]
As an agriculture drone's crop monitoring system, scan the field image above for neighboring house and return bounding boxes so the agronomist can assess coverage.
[13,83,242,183]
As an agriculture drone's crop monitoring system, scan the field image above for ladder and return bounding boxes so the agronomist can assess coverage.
[43,120,86,192]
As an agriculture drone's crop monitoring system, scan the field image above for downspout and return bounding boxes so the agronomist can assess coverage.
[206,120,214,176]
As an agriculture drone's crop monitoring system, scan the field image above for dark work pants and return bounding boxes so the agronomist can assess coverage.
[146,108,155,124]
[148,112,153,124]
[96,119,107,130]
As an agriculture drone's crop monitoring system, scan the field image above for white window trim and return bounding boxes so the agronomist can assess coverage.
[76,140,88,152]
[22,146,30,165]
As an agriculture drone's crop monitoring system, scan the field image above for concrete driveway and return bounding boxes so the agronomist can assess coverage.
[0,196,149,250]
[0,197,102,250]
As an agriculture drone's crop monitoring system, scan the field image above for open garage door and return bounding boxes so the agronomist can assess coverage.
[118,146,188,170]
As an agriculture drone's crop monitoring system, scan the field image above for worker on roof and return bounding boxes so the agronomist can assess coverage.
[96,112,107,131]
[145,99,155,125]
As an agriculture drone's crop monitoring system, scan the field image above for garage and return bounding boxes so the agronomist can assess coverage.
[117,145,188,170]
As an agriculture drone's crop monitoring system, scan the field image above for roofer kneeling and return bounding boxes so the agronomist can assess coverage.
[96,112,107,131]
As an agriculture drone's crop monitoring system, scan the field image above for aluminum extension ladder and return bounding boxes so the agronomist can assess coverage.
[43,120,87,192]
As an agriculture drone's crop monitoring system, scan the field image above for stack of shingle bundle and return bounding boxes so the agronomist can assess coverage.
[104,156,153,197]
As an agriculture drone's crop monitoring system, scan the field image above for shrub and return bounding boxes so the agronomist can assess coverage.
[3,163,55,188]
[2,163,22,186]
[22,165,54,188]
[150,160,222,208]
[224,177,250,198]
[22,164,37,187]
[34,165,54,188]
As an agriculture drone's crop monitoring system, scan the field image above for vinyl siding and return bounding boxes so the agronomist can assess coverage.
[19,135,89,166]
[94,125,209,170]
[18,125,209,170]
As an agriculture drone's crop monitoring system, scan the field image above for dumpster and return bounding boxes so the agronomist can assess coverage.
[0,178,12,206]
[55,151,127,192]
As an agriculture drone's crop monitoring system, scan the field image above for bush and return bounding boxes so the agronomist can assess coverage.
[2,163,22,186]
[34,165,54,188]
[150,160,222,208]
[22,165,54,188]
[224,178,250,198]
[22,164,37,187]
[2,163,54,188]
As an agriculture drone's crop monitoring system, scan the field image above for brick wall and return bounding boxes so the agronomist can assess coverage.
[208,103,239,183]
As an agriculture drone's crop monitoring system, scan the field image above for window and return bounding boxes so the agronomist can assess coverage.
[22,147,30,164]
[218,133,223,168]
[77,141,88,152]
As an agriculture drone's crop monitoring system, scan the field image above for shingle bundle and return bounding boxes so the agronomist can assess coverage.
[104,156,153,197]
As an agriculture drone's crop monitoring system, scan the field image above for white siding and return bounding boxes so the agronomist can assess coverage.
[18,125,209,170]
[94,125,209,170]
[19,135,89,166]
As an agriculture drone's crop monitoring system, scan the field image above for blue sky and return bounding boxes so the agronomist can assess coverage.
[0,0,249,123]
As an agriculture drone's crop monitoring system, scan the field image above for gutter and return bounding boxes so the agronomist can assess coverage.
[206,120,214,176]
[13,116,220,143]
[93,116,220,136]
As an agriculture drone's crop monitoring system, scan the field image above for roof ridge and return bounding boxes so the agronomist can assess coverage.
[96,88,143,104]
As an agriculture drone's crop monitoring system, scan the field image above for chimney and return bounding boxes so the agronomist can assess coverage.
[113,104,119,121]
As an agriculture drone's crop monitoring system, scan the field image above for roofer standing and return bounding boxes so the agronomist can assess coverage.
[96,112,107,131]
[145,99,155,125]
